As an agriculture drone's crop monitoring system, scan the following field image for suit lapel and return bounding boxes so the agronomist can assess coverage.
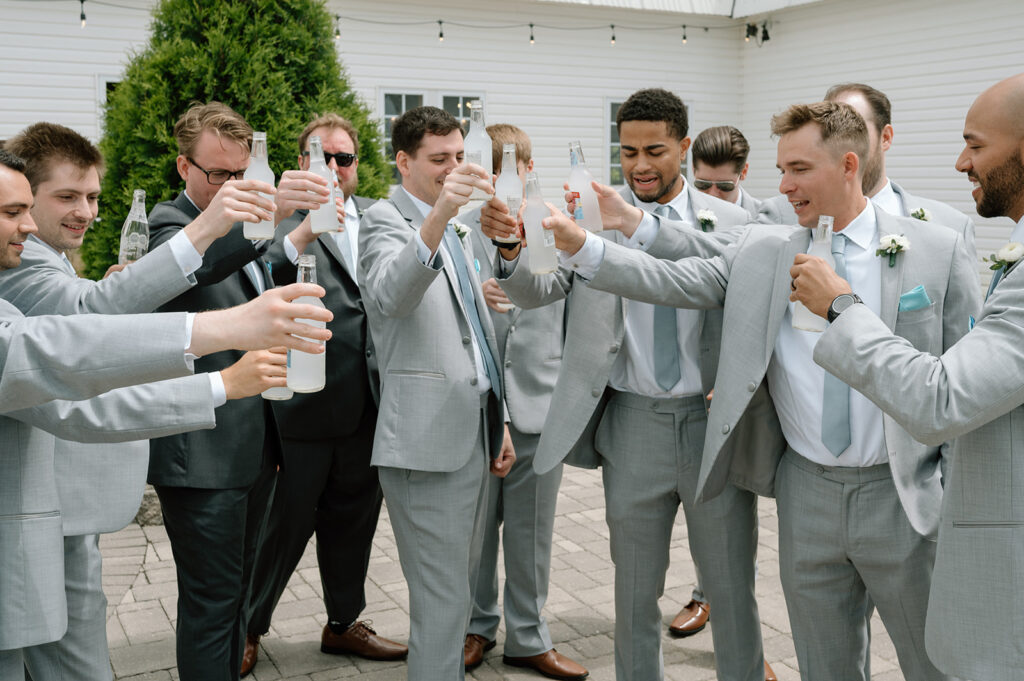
[765,228,810,365]
[877,208,904,330]
[318,230,353,282]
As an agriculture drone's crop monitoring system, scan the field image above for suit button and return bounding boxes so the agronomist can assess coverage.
[509,325,516,333]
[747,382,756,392]
[504,360,512,368]
[366,350,373,358]
[722,424,730,434]
[470,377,478,386]
[610,344,620,353]
[591,388,601,398]
[462,336,471,345]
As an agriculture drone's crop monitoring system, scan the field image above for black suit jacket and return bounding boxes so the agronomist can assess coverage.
[265,196,380,441]
[147,192,278,488]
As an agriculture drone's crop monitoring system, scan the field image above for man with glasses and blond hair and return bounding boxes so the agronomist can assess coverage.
[692,125,761,219]
[146,101,283,681]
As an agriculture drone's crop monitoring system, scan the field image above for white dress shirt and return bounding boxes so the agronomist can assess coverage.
[870,178,905,217]
[1009,215,1024,244]
[562,186,704,398]
[768,200,886,467]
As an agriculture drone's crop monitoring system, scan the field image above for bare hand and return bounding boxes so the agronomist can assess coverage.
[274,170,330,224]
[542,208,588,256]
[433,163,494,222]
[184,179,277,253]
[103,263,128,279]
[221,347,288,399]
[480,196,521,242]
[481,278,513,312]
[789,253,853,318]
[490,423,516,477]
[564,181,643,235]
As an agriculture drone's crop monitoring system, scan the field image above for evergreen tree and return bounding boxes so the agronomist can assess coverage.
[82,0,388,279]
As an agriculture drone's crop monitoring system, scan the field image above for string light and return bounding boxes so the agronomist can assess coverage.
[681,24,687,44]
[761,21,770,42]
[334,14,341,40]
[438,19,444,42]
[745,23,757,42]
[80,0,86,28]
[529,22,535,44]
[610,24,615,46]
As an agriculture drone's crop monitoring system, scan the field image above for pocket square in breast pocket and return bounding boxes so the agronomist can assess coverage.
[898,285,932,312]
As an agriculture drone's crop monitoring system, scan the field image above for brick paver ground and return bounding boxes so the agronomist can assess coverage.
[103,466,905,680]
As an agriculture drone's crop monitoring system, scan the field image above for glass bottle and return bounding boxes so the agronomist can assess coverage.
[492,143,523,244]
[463,100,493,200]
[117,189,149,264]
[243,132,276,240]
[567,141,602,232]
[522,172,558,274]
[286,255,327,392]
[307,136,339,234]
[791,215,835,332]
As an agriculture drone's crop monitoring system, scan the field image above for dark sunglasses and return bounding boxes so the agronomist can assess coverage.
[693,178,737,192]
[187,158,245,185]
[302,150,358,167]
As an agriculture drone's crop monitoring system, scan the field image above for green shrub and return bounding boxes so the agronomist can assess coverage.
[82,0,388,279]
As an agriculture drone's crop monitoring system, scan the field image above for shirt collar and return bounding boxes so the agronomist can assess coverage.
[182,189,201,213]
[635,178,690,222]
[403,187,435,221]
[870,178,903,217]
[835,199,877,251]
[1009,215,1024,244]
[344,194,359,220]
[734,187,747,207]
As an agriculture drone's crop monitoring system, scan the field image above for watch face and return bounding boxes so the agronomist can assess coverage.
[834,294,856,313]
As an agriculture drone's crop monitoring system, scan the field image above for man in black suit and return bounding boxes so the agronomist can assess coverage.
[241,114,406,675]
[147,101,282,681]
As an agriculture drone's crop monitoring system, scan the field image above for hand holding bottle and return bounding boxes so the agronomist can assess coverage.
[480,196,521,244]
[274,169,330,224]
[220,347,288,400]
[540,210,588,256]
[481,278,514,313]
[184,179,276,253]
[563,181,644,236]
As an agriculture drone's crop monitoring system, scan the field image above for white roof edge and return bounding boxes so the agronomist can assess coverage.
[533,0,824,18]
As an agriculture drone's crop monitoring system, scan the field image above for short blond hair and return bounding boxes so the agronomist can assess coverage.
[486,124,531,176]
[770,101,869,168]
[298,113,360,156]
[173,101,252,158]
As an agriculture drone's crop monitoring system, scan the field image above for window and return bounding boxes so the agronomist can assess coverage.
[442,94,482,136]
[381,91,483,184]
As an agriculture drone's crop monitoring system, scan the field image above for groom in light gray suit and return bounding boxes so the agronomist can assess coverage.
[484,89,767,681]
[539,102,977,681]
[357,106,515,681]
[0,122,269,681]
[793,73,1024,681]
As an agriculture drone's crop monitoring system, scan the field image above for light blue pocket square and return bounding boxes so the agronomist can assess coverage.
[898,285,932,311]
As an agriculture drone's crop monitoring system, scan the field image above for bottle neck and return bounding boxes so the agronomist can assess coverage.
[251,139,268,160]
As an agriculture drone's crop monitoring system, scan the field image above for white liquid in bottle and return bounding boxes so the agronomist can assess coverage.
[463,100,493,201]
[493,143,523,244]
[522,171,558,274]
[243,132,276,240]
[307,136,339,234]
[791,215,836,332]
[567,141,602,232]
[287,255,327,392]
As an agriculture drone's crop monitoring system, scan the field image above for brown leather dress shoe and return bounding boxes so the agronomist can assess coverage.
[503,648,589,681]
[764,659,778,681]
[668,599,710,637]
[464,633,496,670]
[240,633,259,678]
[320,621,408,661]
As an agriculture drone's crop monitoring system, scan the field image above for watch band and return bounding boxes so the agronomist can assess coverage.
[491,239,520,251]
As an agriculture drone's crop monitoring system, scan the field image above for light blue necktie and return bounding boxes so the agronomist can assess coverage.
[652,204,681,391]
[244,260,266,294]
[822,233,851,456]
[443,225,501,394]
[986,265,1006,301]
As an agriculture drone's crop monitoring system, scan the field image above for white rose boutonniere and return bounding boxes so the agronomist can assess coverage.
[984,242,1024,271]
[451,220,470,241]
[696,209,717,232]
[910,207,932,222]
[875,234,910,267]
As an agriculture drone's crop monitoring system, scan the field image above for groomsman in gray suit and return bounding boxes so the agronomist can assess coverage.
[692,125,761,219]
[243,113,406,676]
[760,83,977,260]
[0,147,333,680]
[0,122,275,681]
[464,123,587,680]
[357,106,515,681]
[483,88,769,681]
[792,72,1024,681]
[539,101,976,681]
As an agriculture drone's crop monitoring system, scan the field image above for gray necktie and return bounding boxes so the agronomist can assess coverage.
[652,204,681,391]
[822,232,851,456]
[443,225,501,395]
[335,228,356,280]
[245,260,266,294]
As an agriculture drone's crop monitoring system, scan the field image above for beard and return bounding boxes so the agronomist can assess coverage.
[628,170,681,204]
[861,141,884,196]
[976,151,1024,218]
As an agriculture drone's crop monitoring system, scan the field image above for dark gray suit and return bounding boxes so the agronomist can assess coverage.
[247,197,384,636]
[147,192,279,681]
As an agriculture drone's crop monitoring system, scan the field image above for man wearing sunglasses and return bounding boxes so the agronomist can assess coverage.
[692,126,761,220]
[241,113,409,676]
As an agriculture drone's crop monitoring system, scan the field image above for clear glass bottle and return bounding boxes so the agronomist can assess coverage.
[567,141,602,232]
[286,255,327,392]
[791,215,835,332]
[522,171,558,274]
[118,189,149,264]
[463,100,493,200]
[243,132,276,240]
[493,143,523,244]
[307,136,339,234]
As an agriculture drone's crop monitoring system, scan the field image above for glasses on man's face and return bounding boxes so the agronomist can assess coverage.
[693,178,738,192]
[303,150,358,168]
[187,158,245,185]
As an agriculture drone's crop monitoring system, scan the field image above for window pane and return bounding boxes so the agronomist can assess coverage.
[384,93,403,117]
[610,145,620,164]
[610,166,623,185]
[407,94,423,108]
[610,124,619,144]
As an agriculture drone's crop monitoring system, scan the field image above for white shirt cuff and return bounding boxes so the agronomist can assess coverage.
[414,232,440,267]
[168,230,203,275]
[626,213,659,251]
[183,312,197,369]
[208,372,227,407]
[558,232,605,282]
[497,251,520,276]
[283,234,301,265]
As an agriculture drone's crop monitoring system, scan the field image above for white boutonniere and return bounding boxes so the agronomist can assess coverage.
[696,209,717,232]
[984,242,1024,271]
[875,234,910,267]
[910,207,932,222]
[452,220,470,241]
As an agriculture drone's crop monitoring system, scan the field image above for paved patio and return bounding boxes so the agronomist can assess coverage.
[102,466,906,680]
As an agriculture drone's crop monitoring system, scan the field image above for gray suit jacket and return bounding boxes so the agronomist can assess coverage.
[585,208,979,539]
[738,188,762,221]
[468,210,565,434]
[358,187,504,471]
[0,233,198,535]
[813,245,1024,681]
[0,299,214,650]
[498,184,749,474]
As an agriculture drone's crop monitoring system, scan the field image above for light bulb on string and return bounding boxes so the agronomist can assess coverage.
[610,24,615,46]
[529,23,535,45]
[80,0,86,28]
[682,25,687,44]
[438,20,444,42]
